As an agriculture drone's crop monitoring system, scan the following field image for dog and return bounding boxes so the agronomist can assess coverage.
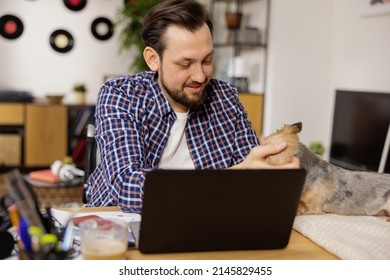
[261,122,390,218]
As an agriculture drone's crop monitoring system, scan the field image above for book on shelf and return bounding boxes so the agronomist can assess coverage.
[71,138,87,167]
[70,108,92,137]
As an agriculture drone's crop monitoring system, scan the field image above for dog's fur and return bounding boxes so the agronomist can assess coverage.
[261,122,390,217]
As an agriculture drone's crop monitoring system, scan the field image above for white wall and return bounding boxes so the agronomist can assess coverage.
[331,0,390,91]
[0,0,133,104]
[266,0,390,159]
[265,0,333,150]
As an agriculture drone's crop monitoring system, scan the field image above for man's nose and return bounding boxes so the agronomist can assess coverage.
[190,64,207,84]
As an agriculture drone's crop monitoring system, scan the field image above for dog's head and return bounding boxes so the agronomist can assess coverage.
[260,122,302,165]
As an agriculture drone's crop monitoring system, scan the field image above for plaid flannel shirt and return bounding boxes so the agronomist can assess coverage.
[86,71,259,213]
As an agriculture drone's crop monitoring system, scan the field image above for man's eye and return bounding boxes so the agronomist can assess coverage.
[179,64,191,69]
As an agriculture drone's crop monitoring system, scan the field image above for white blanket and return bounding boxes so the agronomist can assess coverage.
[293,214,390,260]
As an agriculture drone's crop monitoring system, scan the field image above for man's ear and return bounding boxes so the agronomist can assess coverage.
[143,46,160,71]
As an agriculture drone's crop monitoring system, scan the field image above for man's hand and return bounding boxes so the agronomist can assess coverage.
[232,142,300,169]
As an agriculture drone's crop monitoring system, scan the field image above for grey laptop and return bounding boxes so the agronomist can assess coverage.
[131,169,306,254]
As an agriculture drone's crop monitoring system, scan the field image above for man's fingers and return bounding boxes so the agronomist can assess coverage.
[254,142,287,158]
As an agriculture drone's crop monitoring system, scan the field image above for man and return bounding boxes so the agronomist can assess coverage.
[87,0,299,213]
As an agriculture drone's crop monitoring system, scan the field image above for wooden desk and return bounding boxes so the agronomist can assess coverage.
[67,207,338,260]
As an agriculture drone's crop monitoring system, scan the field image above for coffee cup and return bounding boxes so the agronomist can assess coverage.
[79,218,128,260]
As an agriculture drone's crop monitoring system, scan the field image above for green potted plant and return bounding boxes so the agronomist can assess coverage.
[116,0,162,73]
[309,141,325,157]
[73,83,87,104]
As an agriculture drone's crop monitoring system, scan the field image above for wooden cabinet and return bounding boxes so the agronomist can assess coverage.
[0,103,24,166]
[24,104,68,167]
[0,134,21,166]
[238,93,263,137]
[0,103,24,125]
[0,103,94,170]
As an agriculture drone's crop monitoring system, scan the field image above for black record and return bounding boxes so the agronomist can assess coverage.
[0,15,24,40]
[91,17,113,41]
[49,29,74,53]
[63,0,87,12]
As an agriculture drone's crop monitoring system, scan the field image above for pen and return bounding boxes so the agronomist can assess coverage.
[30,234,40,253]
[8,204,20,228]
[28,225,43,253]
[18,217,32,252]
[61,220,75,252]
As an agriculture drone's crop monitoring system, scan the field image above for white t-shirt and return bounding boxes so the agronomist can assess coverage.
[159,111,195,169]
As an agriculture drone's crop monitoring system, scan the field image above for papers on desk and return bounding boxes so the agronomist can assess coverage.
[50,208,141,260]
[51,208,141,227]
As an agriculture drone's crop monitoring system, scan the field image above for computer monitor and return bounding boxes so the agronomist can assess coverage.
[329,90,390,173]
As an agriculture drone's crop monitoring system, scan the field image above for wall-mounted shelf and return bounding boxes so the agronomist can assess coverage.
[213,42,266,48]
[209,0,270,94]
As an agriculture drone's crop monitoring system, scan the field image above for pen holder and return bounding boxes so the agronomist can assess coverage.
[18,226,79,260]
[19,248,70,260]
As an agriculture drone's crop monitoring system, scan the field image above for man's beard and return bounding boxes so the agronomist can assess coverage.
[160,69,208,111]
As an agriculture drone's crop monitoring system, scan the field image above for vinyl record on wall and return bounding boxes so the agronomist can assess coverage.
[0,15,24,40]
[63,0,87,12]
[91,17,113,41]
[49,29,74,53]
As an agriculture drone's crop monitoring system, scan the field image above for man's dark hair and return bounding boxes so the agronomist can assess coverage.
[141,0,213,57]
